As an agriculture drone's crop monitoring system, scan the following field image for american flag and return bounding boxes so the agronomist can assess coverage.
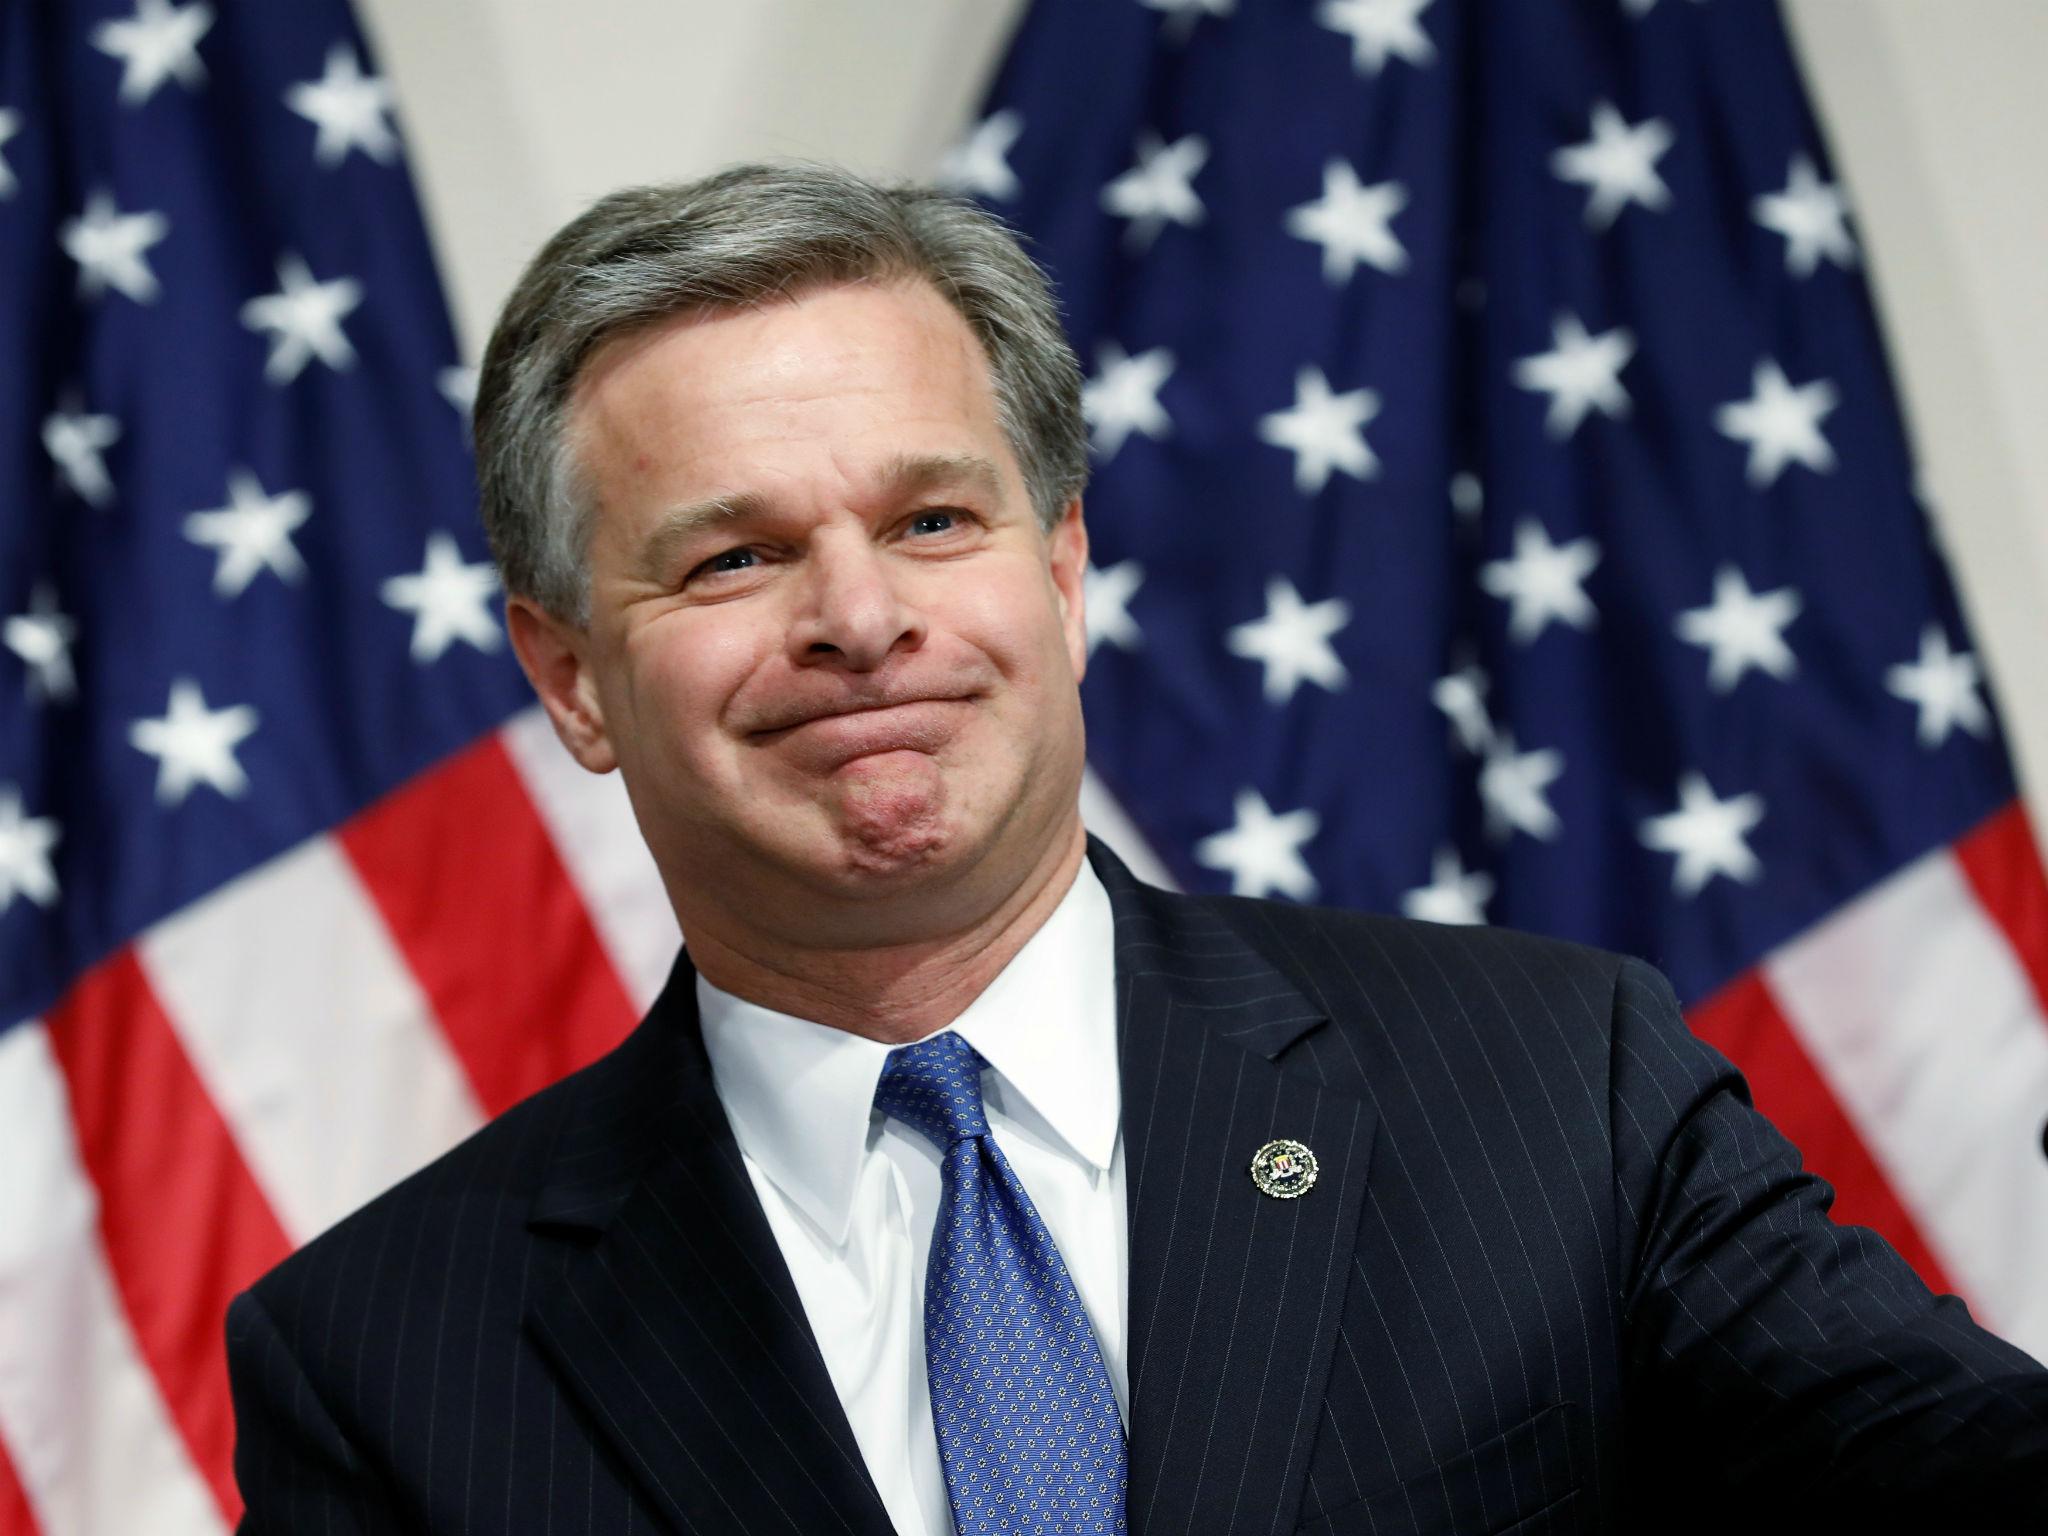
[0,2,674,1527]
[947,0,2048,1368]
[4,0,2044,1528]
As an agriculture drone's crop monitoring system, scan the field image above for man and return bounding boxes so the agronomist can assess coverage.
[227,163,2048,1533]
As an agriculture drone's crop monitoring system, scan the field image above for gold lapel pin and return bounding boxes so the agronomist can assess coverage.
[1249,1138,1319,1199]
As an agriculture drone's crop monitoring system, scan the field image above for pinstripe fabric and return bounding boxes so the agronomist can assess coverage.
[229,840,2048,1533]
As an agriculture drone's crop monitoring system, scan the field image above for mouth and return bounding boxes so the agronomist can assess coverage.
[749,693,972,737]
[750,697,975,770]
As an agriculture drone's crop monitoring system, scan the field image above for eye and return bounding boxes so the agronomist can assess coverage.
[688,546,760,582]
[906,508,966,537]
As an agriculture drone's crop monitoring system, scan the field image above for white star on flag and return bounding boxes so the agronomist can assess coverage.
[1714,358,1839,487]
[1082,342,1175,459]
[1551,101,1674,229]
[1675,565,1801,692]
[1259,366,1381,494]
[1194,788,1321,900]
[1142,0,1235,42]
[182,470,312,598]
[1481,734,1565,842]
[1286,159,1409,284]
[1084,559,1145,655]
[438,364,479,417]
[1101,132,1208,251]
[1640,772,1766,897]
[42,407,122,507]
[938,109,1024,202]
[5,584,79,704]
[1449,471,1485,520]
[1753,153,1856,278]
[1512,313,1635,438]
[0,110,21,199]
[381,532,503,663]
[129,677,259,806]
[60,190,170,304]
[241,253,364,383]
[1432,663,1494,755]
[1227,577,1351,704]
[1402,846,1494,926]
[0,786,60,913]
[1317,0,1437,76]
[1885,625,1989,748]
[1479,519,1600,643]
[285,44,398,167]
[91,0,213,106]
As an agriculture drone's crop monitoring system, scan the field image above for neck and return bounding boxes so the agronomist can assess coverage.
[680,823,1089,1044]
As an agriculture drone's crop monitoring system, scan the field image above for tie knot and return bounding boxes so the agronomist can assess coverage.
[874,1031,989,1148]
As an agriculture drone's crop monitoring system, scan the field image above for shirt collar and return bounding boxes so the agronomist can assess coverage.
[697,857,1119,1248]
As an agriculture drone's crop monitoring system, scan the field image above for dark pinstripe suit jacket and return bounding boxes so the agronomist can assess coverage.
[228,840,2048,1533]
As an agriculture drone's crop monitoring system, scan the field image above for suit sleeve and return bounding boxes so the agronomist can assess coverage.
[226,1287,403,1533]
[1608,956,2048,1519]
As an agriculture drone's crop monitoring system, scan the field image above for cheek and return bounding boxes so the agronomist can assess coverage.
[619,616,763,748]
[941,563,1074,675]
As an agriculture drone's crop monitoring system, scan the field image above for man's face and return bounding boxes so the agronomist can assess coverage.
[527,278,1089,943]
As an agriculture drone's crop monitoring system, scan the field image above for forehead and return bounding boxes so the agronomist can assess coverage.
[569,278,1009,497]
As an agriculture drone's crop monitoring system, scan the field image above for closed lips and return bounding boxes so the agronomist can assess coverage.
[750,695,971,736]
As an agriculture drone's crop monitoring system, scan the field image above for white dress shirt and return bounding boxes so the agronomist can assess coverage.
[697,859,1127,1536]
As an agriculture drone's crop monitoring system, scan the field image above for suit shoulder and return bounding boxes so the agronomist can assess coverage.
[1187,896,1661,1140]
[1186,893,1669,1069]
[1211,891,1633,997]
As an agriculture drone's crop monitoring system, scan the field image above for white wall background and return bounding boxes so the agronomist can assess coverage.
[356,0,2048,854]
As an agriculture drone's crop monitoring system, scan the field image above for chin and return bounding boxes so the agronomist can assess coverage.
[821,752,966,880]
[836,815,953,881]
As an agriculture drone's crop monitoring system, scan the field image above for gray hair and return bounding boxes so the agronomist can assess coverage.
[473,161,1089,625]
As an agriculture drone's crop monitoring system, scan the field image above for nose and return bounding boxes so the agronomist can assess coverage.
[788,532,926,671]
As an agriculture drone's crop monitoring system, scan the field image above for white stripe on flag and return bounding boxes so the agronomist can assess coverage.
[500,706,680,1012]
[1765,844,2048,1360]
[0,1022,229,1536]
[137,839,485,1244]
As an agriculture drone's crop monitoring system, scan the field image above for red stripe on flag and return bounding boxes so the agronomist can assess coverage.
[340,734,640,1117]
[0,1434,39,1536]
[43,949,293,1526]
[1687,968,1956,1295]
[1954,800,2048,1018]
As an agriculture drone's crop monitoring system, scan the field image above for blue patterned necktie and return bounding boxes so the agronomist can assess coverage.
[874,1031,1128,1535]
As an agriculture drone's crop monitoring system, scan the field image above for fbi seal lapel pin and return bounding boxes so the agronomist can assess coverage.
[1249,1138,1319,1199]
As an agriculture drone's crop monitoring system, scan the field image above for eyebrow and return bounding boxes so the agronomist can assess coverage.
[877,452,1004,505]
[633,453,1007,582]
[634,492,768,584]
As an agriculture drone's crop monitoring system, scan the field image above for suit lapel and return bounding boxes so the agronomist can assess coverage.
[1095,842,1378,1536]
[524,959,894,1536]
[521,846,1371,1535]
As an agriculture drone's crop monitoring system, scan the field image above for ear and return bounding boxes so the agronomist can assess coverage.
[505,596,619,774]
[1046,497,1090,682]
